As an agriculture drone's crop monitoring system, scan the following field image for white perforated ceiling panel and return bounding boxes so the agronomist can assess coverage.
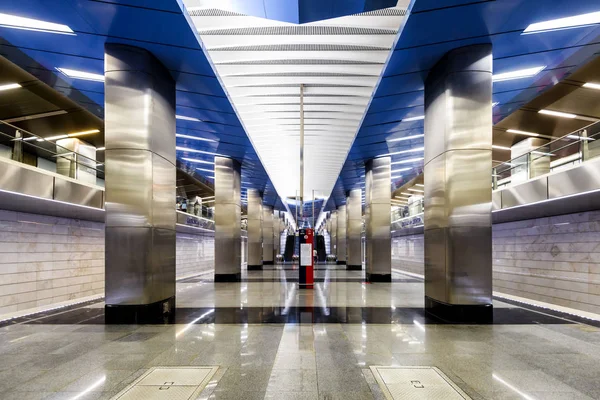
[187,2,407,201]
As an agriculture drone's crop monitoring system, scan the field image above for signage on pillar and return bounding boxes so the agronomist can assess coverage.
[298,228,314,289]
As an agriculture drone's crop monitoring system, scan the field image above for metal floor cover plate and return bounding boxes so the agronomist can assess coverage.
[370,366,472,400]
[111,366,218,400]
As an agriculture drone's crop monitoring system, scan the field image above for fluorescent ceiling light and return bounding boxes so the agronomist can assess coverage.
[207,176,215,179]
[523,11,600,35]
[56,67,104,82]
[415,184,424,187]
[176,146,219,156]
[492,145,511,150]
[401,192,412,196]
[492,102,499,107]
[492,66,545,82]
[408,188,424,193]
[403,116,424,122]
[182,157,214,165]
[39,134,67,142]
[389,134,424,143]
[385,147,424,157]
[0,13,75,35]
[391,175,402,180]
[96,147,105,151]
[583,82,600,90]
[176,115,202,122]
[391,157,424,165]
[176,133,216,142]
[507,129,539,137]
[391,167,411,173]
[0,83,21,92]
[196,167,214,173]
[567,135,595,141]
[37,129,99,142]
[538,109,576,119]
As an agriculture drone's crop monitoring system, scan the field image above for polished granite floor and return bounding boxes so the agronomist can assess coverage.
[1,264,600,399]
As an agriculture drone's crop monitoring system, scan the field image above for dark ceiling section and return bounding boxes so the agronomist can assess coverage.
[327,0,600,210]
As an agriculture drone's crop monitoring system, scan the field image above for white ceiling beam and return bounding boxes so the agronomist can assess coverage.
[203,35,396,49]
[210,51,390,64]
[228,86,374,97]
[222,75,378,86]
[232,96,371,106]
[215,64,383,76]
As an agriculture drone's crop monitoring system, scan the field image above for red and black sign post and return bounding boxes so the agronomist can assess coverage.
[298,228,314,289]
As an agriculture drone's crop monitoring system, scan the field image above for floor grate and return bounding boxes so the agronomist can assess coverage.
[370,366,472,400]
[110,366,218,400]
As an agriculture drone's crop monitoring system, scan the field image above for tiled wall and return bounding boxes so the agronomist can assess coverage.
[176,231,215,279]
[0,209,215,319]
[391,234,424,276]
[391,210,600,316]
[0,210,104,318]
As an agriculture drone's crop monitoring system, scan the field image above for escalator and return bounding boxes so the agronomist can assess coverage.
[283,235,296,262]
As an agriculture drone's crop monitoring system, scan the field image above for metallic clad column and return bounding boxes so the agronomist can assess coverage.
[104,44,176,323]
[330,211,338,258]
[263,206,274,264]
[215,157,241,281]
[346,189,362,270]
[365,157,392,281]
[273,212,281,257]
[247,189,263,270]
[336,205,347,265]
[424,44,493,323]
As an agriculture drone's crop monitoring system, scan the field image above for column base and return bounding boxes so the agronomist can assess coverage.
[336,261,346,265]
[105,296,175,324]
[347,264,362,271]
[247,265,263,271]
[366,273,391,282]
[262,261,274,265]
[425,296,493,324]
[215,273,242,282]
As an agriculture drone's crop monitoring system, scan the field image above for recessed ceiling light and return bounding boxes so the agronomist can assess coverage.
[0,13,75,35]
[492,145,511,150]
[391,168,411,173]
[176,146,219,156]
[56,67,104,82]
[196,167,214,173]
[181,157,215,165]
[415,184,424,187]
[96,147,105,151]
[523,11,600,35]
[493,66,545,82]
[507,129,540,137]
[401,192,412,196]
[391,157,423,165]
[403,116,425,122]
[36,129,99,142]
[583,82,600,90]
[408,188,424,193]
[176,133,216,142]
[384,147,424,157]
[492,102,499,107]
[389,134,424,143]
[391,175,402,180]
[176,115,202,122]
[0,83,21,92]
[538,109,576,119]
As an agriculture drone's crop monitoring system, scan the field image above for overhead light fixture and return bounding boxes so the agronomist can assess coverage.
[415,184,424,187]
[0,83,21,92]
[493,66,545,82]
[207,176,215,179]
[0,13,75,35]
[538,109,576,119]
[176,115,202,122]
[392,167,411,173]
[96,147,105,151]
[583,82,600,90]
[384,147,424,157]
[389,134,424,143]
[176,133,216,142]
[56,67,104,82]
[507,129,540,137]
[408,188,424,193]
[176,146,219,156]
[567,135,595,141]
[391,176,402,180]
[523,11,600,35]
[391,157,423,165]
[492,102,499,107]
[182,157,214,165]
[492,145,511,150]
[36,129,99,142]
[403,116,425,122]
[196,167,214,173]
[401,192,412,196]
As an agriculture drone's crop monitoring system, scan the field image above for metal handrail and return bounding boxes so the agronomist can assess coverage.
[492,120,600,189]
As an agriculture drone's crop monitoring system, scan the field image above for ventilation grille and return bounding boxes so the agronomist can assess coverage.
[199,26,397,35]
[210,44,391,51]
[216,59,383,65]
[226,72,378,77]
[187,8,246,17]
[354,8,408,16]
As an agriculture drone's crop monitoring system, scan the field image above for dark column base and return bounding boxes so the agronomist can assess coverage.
[336,261,346,265]
[262,261,274,265]
[425,296,493,324]
[105,296,175,324]
[366,273,391,282]
[215,273,242,282]
[247,265,263,271]
[347,264,362,271]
